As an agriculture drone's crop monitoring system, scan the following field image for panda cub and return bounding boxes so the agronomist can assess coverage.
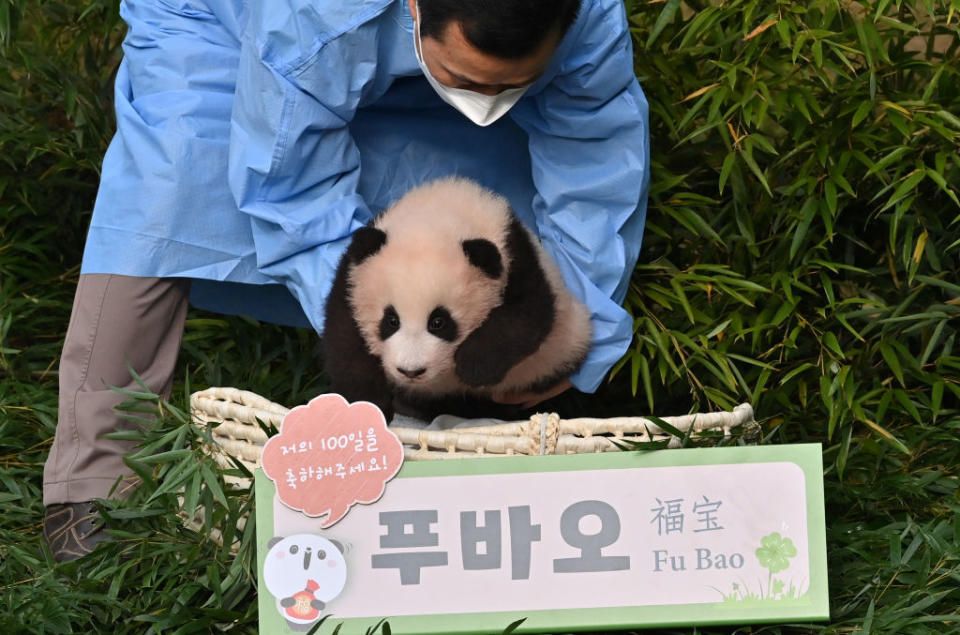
[323,177,592,421]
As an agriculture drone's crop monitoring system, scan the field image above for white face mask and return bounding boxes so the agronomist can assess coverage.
[414,8,530,127]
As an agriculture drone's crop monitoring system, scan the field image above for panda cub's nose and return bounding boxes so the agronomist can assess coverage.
[397,366,426,379]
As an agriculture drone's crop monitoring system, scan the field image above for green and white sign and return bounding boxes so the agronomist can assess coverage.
[256,444,828,633]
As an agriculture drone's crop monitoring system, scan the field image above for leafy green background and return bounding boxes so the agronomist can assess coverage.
[1,0,958,632]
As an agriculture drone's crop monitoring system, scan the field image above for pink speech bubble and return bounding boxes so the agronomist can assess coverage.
[261,394,404,527]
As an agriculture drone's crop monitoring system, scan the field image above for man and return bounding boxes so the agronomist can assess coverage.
[43,0,649,561]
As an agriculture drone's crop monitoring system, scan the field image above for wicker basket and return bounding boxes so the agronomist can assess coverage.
[190,387,757,487]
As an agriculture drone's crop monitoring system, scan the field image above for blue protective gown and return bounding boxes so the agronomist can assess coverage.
[81,0,650,392]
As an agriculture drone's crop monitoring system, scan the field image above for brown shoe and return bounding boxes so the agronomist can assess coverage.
[43,502,111,563]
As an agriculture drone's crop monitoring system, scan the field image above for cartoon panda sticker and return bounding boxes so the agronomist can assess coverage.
[264,534,348,631]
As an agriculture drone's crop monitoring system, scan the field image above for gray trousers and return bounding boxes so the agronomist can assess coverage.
[43,274,190,505]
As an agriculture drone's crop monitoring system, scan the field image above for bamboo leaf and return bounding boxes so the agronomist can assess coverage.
[861,418,912,455]
[823,331,844,359]
[680,82,719,103]
[646,0,682,48]
[825,178,838,216]
[744,18,779,41]
[931,380,944,422]
[936,109,960,130]
[790,198,818,261]
[925,168,960,207]
[880,340,906,387]
[880,170,926,211]
[718,152,736,194]
[852,100,873,128]
[739,145,773,196]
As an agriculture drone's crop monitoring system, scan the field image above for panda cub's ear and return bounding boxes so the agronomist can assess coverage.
[267,536,285,550]
[347,226,387,264]
[462,238,503,279]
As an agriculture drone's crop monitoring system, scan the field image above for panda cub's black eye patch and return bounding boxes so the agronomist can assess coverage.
[379,305,400,340]
[427,307,458,341]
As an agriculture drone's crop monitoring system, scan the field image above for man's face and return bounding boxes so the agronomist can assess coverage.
[409,1,561,96]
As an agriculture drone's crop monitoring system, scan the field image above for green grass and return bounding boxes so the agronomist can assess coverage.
[2,0,959,633]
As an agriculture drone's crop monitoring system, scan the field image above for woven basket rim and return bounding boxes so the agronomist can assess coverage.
[190,387,757,466]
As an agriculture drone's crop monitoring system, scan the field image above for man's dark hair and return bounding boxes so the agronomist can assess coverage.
[418,0,581,59]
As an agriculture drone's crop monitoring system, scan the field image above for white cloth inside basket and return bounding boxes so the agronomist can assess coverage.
[391,414,509,430]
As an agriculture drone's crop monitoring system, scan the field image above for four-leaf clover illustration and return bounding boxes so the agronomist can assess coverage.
[755,532,798,574]
[755,532,798,598]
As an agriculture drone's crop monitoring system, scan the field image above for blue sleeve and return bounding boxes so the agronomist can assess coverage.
[510,0,650,393]
[227,4,384,332]
[82,0,247,277]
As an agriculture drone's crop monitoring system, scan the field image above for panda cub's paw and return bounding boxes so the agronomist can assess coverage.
[454,341,512,387]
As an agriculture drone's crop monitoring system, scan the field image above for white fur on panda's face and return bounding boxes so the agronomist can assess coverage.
[376,301,459,390]
[349,243,503,394]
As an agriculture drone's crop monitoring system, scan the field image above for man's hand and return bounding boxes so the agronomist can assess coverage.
[492,379,573,410]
